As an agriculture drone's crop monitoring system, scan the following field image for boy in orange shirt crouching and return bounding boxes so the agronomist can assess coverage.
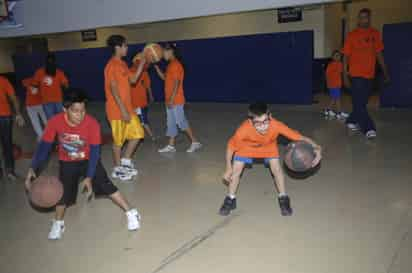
[220,103,322,216]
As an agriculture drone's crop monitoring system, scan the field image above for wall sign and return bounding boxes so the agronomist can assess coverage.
[81,29,97,42]
[277,7,302,23]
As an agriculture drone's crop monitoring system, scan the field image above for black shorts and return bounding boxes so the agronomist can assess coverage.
[58,160,118,206]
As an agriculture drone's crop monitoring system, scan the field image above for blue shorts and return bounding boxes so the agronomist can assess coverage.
[166,105,189,138]
[135,107,149,125]
[329,88,341,99]
[233,156,278,165]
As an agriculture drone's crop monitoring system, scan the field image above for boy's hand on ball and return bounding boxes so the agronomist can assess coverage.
[312,146,322,167]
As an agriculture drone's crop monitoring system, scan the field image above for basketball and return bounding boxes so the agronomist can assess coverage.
[13,144,23,160]
[29,176,63,208]
[143,43,163,63]
[284,141,317,172]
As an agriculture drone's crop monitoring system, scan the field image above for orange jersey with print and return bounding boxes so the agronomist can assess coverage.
[131,68,151,108]
[165,59,185,105]
[228,118,302,158]
[326,61,343,89]
[0,76,15,116]
[23,77,43,106]
[342,27,384,79]
[104,57,135,121]
[33,68,68,104]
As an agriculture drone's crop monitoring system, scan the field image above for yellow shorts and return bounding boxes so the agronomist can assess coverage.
[110,115,144,147]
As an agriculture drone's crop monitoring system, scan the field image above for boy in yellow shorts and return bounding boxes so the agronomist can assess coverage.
[104,35,146,181]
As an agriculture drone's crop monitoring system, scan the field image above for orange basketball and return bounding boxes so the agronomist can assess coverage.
[143,43,163,63]
[29,176,63,208]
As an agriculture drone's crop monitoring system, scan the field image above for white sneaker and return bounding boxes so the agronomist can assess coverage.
[121,165,138,176]
[322,109,330,116]
[366,130,377,139]
[340,112,349,118]
[126,209,141,231]
[328,110,337,117]
[347,123,360,131]
[158,145,177,153]
[186,142,202,153]
[48,220,65,240]
[111,166,133,181]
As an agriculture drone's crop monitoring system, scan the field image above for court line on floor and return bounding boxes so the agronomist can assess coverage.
[385,208,412,273]
[149,212,240,273]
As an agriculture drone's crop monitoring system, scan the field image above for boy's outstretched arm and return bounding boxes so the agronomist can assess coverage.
[25,141,53,191]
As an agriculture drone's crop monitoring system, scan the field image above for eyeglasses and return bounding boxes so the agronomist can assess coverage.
[250,117,270,126]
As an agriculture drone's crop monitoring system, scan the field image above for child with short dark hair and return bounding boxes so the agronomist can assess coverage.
[220,103,322,216]
[25,88,141,240]
[323,50,349,119]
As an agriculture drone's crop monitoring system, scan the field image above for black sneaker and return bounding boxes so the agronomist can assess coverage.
[278,195,293,216]
[219,196,237,216]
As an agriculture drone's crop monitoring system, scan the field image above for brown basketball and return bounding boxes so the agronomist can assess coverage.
[29,176,63,208]
[143,43,163,63]
[284,141,317,172]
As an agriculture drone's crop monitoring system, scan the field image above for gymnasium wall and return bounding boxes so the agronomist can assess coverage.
[13,31,314,105]
[0,39,18,73]
[347,0,412,32]
[48,8,327,58]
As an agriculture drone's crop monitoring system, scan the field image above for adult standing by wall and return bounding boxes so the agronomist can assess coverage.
[33,53,69,119]
[342,8,390,139]
[0,76,25,180]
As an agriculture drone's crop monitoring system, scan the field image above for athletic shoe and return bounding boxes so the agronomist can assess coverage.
[322,109,330,116]
[158,145,176,153]
[126,208,141,231]
[366,130,377,139]
[121,164,138,176]
[111,167,133,181]
[278,195,293,216]
[328,110,337,117]
[48,220,65,240]
[219,196,237,216]
[347,123,360,131]
[6,172,18,181]
[186,142,202,153]
[339,112,349,118]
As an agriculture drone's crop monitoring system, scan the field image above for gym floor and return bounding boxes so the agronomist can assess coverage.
[1,100,411,273]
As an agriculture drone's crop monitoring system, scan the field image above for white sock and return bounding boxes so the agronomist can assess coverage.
[55,220,64,225]
[121,158,132,166]
[228,194,236,200]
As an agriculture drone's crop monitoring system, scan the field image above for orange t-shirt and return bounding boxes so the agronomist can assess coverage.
[104,57,135,121]
[326,61,343,89]
[33,68,69,104]
[23,77,43,106]
[342,27,384,79]
[165,59,185,105]
[228,118,302,158]
[131,68,151,109]
[0,76,15,116]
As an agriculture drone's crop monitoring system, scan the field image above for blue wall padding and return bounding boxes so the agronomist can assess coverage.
[13,31,313,104]
[381,22,412,108]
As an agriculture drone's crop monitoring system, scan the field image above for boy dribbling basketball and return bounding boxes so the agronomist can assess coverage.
[25,89,141,240]
[220,103,322,216]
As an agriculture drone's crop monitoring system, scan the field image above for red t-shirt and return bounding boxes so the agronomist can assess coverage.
[326,61,343,89]
[42,113,101,162]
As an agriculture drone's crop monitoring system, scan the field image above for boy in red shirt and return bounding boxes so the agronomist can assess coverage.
[25,89,141,240]
[23,77,47,141]
[220,103,322,216]
[323,50,349,119]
